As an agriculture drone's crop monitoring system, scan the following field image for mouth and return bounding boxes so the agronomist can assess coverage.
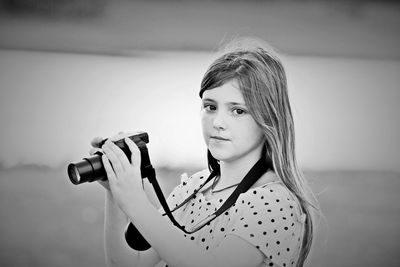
[210,135,230,141]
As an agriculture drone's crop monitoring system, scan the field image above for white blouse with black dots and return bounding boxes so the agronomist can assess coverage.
[155,169,306,267]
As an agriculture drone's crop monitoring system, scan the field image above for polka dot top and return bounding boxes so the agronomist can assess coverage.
[155,169,306,267]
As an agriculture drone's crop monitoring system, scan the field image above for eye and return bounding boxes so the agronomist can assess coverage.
[203,104,216,112]
[232,108,246,115]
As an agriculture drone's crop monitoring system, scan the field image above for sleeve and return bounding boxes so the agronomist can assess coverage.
[227,186,305,267]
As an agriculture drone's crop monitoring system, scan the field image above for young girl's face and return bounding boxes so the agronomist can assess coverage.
[201,80,265,163]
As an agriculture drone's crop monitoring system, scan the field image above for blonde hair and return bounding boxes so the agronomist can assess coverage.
[200,37,319,266]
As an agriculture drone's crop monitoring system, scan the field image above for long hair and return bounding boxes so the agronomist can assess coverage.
[199,37,319,266]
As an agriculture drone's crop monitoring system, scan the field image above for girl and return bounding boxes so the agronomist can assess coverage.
[91,38,318,267]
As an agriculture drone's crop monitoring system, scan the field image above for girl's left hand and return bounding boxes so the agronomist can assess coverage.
[101,137,147,211]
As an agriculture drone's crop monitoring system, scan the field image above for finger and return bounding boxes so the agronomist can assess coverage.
[89,148,103,156]
[102,155,116,182]
[105,140,131,168]
[102,142,125,174]
[125,137,142,168]
[110,132,132,142]
[90,136,104,148]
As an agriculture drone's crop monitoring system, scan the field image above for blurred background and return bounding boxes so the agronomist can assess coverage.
[0,0,399,266]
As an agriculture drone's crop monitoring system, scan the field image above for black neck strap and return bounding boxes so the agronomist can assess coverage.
[148,155,273,234]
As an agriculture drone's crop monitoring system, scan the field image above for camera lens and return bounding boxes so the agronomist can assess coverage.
[67,156,106,185]
[68,164,81,184]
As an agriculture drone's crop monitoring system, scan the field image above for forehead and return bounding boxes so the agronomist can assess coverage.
[202,80,244,103]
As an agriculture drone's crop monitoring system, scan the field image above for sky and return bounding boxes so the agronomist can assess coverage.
[0,49,399,171]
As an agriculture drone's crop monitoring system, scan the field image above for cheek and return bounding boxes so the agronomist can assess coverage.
[201,115,212,141]
[236,120,264,145]
[201,113,213,128]
[200,115,207,131]
[250,124,264,142]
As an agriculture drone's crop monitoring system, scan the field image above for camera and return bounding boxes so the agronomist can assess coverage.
[67,132,154,185]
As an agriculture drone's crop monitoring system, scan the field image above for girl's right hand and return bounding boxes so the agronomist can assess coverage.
[89,136,111,191]
[89,132,134,191]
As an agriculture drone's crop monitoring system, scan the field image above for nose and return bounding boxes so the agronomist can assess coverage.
[213,110,227,130]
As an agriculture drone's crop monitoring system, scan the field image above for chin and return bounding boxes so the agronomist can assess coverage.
[209,148,236,162]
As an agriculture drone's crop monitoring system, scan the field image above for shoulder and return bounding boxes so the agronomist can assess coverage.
[175,168,210,190]
[236,181,290,212]
[235,179,306,225]
[188,169,211,182]
[243,171,298,209]
[251,170,279,188]
[167,169,211,206]
[180,169,210,189]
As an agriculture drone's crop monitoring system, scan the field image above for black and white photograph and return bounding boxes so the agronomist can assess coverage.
[0,0,399,266]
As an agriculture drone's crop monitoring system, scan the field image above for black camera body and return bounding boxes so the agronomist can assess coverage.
[68,132,154,185]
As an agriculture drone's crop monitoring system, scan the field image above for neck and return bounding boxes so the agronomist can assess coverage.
[217,147,264,189]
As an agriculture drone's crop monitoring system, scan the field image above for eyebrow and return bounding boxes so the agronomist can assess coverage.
[202,98,246,106]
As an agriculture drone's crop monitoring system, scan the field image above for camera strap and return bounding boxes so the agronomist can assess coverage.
[126,141,272,250]
[149,155,273,234]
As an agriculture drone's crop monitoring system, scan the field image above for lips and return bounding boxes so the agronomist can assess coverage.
[210,135,230,141]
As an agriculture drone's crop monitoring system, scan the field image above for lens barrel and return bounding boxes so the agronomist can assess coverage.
[68,154,107,185]
[67,132,151,185]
